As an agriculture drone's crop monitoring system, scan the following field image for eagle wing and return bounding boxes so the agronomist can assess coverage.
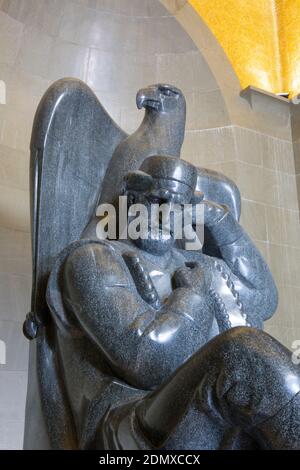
[29,78,127,321]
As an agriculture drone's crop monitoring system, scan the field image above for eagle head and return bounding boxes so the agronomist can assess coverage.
[136,84,185,113]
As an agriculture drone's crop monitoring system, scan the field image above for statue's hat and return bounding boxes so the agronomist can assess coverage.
[125,155,198,202]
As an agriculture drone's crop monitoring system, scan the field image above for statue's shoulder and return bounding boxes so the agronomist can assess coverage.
[66,238,118,264]
[47,239,130,335]
[64,239,130,284]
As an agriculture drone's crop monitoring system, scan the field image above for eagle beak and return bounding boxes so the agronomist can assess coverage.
[136,87,160,110]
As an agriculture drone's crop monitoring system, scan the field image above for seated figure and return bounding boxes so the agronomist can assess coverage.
[47,156,300,449]
[23,80,300,450]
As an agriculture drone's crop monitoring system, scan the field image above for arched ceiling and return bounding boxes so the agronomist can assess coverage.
[188,0,300,98]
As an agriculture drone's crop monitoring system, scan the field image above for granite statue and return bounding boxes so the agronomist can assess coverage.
[23,79,300,450]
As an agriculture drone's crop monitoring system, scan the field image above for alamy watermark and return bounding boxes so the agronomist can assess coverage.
[0,80,6,105]
[0,339,6,365]
[292,96,300,105]
[95,196,204,250]
[292,340,300,365]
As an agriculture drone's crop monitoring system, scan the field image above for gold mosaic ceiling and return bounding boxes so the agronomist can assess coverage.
[189,0,300,97]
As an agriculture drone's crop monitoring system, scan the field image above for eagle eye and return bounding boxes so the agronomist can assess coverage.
[159,86,177,97]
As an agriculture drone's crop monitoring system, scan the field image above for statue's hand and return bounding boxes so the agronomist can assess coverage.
[202,199,229,227]
[173,262,206,294]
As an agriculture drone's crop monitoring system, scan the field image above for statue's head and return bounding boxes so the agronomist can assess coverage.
[136,84,185,114]
[123,155,198,255]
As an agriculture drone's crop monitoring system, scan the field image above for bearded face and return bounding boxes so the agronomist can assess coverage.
[126,188,187,256]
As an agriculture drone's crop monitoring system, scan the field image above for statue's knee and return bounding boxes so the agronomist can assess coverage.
[216,326,295,374]
[218,326,262,346]
[215,326,272,361]
[225,326,282,350]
